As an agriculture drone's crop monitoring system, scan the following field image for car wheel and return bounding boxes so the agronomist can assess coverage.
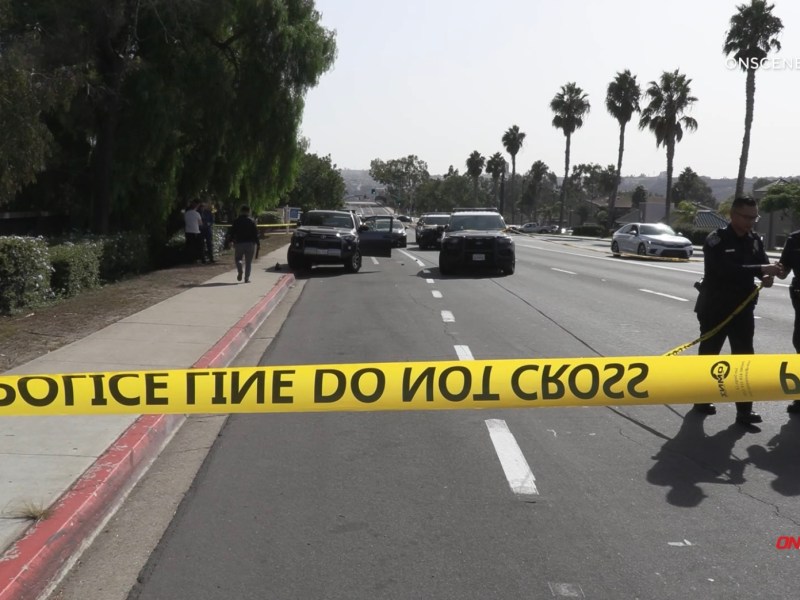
[637,243,647,256]
[502,260,515,275]
[439,257,452,275]
[344,248,362,273]
[611,241,620,256]
[287,252,307,271]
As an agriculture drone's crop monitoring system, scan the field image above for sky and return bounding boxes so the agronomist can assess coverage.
[299,0,800,181]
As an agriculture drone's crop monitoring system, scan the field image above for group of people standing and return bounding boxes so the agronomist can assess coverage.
[694,195,800,426]
[184,201,260,283]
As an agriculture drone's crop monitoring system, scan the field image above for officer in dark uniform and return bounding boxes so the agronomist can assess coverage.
[777,229,800,414]
[693,197,783,424]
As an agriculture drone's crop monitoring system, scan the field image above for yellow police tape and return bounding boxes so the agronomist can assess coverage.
[2,354,800,416]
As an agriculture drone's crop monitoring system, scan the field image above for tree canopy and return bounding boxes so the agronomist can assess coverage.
[0,0,336,238]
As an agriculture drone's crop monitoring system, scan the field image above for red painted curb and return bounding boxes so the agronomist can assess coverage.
[195,273,295,369]
[0,272,295,600]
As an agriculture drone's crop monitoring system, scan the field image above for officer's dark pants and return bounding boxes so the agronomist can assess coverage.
[791,287,800,352]
[698,306,754,414]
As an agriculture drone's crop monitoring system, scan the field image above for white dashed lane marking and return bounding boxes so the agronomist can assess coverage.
[432,290,442,299]
[639,288,689,302]
[454,345,474,360]
[485,419,539,497]
[441,310,455,322]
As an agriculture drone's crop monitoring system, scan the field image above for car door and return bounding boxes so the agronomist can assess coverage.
[358,216,394,257]
[618,224,634,252]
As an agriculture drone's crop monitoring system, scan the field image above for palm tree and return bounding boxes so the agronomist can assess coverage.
[605,70,641,230]
[638,70,698,222]
[501,125,526,219]
[724,0,783,198]
[550,82,590,228]
[465,151,485,204]
[485,152,505,207]
[526,160,550,221]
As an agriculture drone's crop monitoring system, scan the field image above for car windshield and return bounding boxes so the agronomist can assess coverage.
[449,214,506,231]
[423,215,450,226]
[640,224,676,236]
[303,212,354,228]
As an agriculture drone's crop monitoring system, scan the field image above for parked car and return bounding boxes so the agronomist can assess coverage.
[396,215,412,223]
[287,210,394,272]
[611,222,693,259]
[439,208,515,275]
[415,213,450,249]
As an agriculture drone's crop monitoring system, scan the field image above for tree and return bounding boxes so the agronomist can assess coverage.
[673,167,715,206]
[2,0,337,236]
[724,0,783,198]
[283,153,345,212]
[605,70,641,229]
[551,82,590,228]
[638,70,698,222]
[501,125,526,218]
[465,151,485,203]
[485,152,506,208]
[523,160,551,221]
[369,155,430,214]
[760,182,800,216]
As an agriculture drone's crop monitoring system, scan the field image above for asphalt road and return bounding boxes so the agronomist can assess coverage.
[55,232,800,599]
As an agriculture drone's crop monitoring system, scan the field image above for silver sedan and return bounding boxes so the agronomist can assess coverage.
[611,222,693,259]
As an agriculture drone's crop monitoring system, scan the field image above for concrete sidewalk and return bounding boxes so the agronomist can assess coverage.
[0,245,295,600]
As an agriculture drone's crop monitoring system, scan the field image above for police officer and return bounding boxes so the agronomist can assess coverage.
[694,196,783,424]
[777,229,800,415]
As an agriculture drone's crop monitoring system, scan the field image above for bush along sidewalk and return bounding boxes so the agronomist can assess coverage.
[0,229,235,316]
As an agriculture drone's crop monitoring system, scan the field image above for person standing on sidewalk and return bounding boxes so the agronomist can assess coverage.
[200,202,216,263]
[229,205,260,283]
[776,229,800,415]
[184,201,204,264]
[693,196,784,425]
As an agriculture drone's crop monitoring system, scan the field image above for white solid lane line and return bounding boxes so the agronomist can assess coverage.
[371,256,379,264]
[485,419,539,496]
[454,345,474,360]
[552,268,576,275]
[639,288,689,302]
[441,310,455,322]
[400,249,425,266]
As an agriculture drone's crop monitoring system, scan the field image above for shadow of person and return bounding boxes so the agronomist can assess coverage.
[647,411,750,507]
[745,416,800,496]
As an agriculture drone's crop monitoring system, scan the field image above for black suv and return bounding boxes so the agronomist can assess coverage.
[438,208,515,275]
[415,213,450,249]
[287,210,393,273]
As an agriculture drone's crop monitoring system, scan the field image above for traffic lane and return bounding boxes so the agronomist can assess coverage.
[401,241,800,594]
[131,247,800,598]
[262,252,462,365]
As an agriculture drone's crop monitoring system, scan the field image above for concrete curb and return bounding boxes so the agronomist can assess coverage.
[0,272,296,600]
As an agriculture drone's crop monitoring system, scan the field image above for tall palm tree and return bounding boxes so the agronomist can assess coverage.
[465,151,485,203]
[501,125,526,219]
[638,70,698,222]
[550,82,590,228]
[526,160,550,221]
[485,152,505,207]
[605,70,641,230]
[724,0,783,198]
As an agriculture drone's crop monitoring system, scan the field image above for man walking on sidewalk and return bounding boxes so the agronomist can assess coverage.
[229,205,260,283]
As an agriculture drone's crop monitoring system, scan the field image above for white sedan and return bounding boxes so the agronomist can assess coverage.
[611,222,693,259]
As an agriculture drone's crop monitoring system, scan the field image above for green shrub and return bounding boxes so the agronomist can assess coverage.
[49,242,101,297]
[93,232,151,281]
[572,223,609,237]
[0,236,53,314]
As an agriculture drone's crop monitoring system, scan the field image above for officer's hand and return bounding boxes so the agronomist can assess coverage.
[762,275,775,288]
[775,262,789,279]
[762,263,783,277]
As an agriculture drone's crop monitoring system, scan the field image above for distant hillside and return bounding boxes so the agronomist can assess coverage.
[340,168,795,204]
